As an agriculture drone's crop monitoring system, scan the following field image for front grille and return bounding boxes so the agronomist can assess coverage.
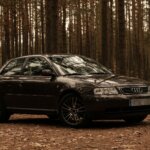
[120,87,148,95]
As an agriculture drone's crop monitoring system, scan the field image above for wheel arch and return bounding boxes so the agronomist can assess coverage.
[58,89,83,105]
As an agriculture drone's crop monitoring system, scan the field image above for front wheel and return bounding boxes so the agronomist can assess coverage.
[59,94,88,127]
[123,114,147,124]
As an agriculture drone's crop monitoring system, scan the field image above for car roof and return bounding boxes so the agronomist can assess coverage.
[12,54,76,60]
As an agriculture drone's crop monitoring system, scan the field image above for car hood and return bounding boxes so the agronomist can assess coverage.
[57,74,148,87]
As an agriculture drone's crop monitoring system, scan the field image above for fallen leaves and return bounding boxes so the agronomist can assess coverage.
[0,114,150,150]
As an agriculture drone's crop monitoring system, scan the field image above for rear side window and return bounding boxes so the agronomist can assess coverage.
[1,58,25,76]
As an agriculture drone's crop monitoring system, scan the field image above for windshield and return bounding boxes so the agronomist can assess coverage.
[49,55,112,76]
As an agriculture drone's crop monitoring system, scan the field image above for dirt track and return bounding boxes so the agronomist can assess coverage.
[0,114,150,150]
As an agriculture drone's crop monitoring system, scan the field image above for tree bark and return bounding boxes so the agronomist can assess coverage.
[116,0,126,74]
[45,0,58,53]
[101,0,108,66]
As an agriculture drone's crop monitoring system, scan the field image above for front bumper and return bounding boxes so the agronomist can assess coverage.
[83,94,150,119]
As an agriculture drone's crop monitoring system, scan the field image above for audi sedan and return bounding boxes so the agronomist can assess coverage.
[0,54,150,127]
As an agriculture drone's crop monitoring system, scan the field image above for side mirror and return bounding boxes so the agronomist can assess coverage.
[42,69,56,77]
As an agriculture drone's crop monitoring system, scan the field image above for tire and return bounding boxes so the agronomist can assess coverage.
[0,100,10,122]
[59,93,88,127]
[124,114,147,124]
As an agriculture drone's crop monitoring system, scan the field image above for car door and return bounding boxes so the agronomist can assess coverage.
[18,56,59,112]
[0,58,26,109]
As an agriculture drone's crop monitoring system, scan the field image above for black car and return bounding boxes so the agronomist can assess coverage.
[0,54,150,127]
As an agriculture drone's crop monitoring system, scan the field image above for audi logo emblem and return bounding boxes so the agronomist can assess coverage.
[131,87,143,94]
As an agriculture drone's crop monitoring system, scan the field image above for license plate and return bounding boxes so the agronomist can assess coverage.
[130,99,150,106]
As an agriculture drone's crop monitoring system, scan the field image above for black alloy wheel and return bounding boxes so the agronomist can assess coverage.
[60,93,87,127]
[0,101,10,122]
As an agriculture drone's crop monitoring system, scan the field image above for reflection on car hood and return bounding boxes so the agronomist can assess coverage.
[58,75,147,87]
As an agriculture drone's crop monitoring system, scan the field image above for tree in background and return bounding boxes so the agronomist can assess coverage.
[45,0,58,53]
[0,0,150,80]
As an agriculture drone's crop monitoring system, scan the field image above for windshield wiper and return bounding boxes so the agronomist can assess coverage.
[90,72,109,75]
[64,73,84,76]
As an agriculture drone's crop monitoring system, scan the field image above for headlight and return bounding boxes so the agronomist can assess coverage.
[94,87,118,95]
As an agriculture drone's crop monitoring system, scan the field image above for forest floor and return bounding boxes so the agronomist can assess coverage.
[0,114,150,150]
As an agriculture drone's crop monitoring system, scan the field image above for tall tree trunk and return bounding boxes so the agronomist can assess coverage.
[77,0,82,55]
[68,2,73,54]
[34,0,39,54]
[22,0,29,55]
[41,0,45,53]
[116,0,126,74]
[13,0,18,57]
[107,0,114,68]
[0,6,3,65]
[95,0,101,62]
[137,0,144,77]
[148,0,150,31]
[101,0,108,66]
[85,0,90,57]
[3,6,10,63]
[45,0,58,53]
[62,0,67,53]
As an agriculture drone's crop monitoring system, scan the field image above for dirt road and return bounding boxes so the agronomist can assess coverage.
[0,114,150,150]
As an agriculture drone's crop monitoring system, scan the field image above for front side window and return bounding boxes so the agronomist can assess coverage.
[23,57,52,76]
[1,58,25,76]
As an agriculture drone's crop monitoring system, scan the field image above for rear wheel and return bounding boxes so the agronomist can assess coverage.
[59,93,88,127]
[124,114,147,124]
[0,100,10,122]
